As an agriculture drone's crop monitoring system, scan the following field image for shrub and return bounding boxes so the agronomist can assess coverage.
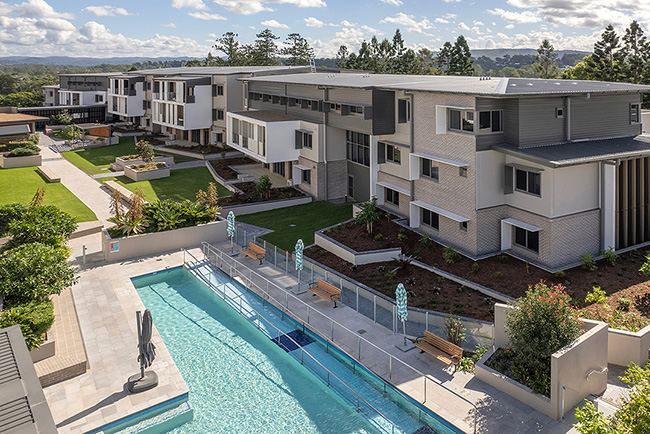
[617,297,632,311]
[639,254,650,277]
[497,254,509,263]
[397,228,407,242]
[354,197,382,234]
[580,253,597,272]
[62,124,84,141]
[470,262,480,273]
[374,233,384,242]
[444,315,466,346]
[0,299,54,349]
[585,286,608,305]
[49,109,73,125]
[494,271,504,280]
[0,242,77,305]
[442,246,461,264]
[5,205,77,250]
[135,140,155,162]
[28,133,39,144]
[506,281,582,371]
[601,247,617,266]
[8,147,38,157]
[255,175,273,200]
[554,270,565,279]
[456,347,488,374]
[419,234,432,247]
[393,253,414,270]
[0,203,27,235]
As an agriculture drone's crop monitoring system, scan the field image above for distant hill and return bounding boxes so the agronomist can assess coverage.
[471,49,589,59]
[0,56,196,66]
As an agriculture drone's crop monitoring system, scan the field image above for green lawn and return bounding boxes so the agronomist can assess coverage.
[237,201,354,251]
[102,167,230,203]
[61,136,198,175]
[0,167,97,222]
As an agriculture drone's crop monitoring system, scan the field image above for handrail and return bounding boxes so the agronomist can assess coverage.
[183,248,403,434]
[199,241,478,433]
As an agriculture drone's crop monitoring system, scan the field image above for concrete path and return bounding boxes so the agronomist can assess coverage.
[39,134,114,226]
[172,160,208,170]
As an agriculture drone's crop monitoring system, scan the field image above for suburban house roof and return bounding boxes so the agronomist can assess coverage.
[0,124,31,136]
[242,73,650,96]
[231,110,300,122]
[493,135,650,167]
[0,326,58,434]
[0,113,48,125]
[134,66,315,76]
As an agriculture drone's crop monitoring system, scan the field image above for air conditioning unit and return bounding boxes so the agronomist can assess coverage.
[287,179,294,187]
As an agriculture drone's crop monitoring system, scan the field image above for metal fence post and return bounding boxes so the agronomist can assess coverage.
[373,295,377,323]
[425,312,429,331]
[285,251,289,274]
[274,246,277,266]
[244,230,247,245]
[356,287,359,312]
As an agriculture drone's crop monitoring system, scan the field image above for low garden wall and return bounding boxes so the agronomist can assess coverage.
[205,161,241,194]
[124,165,170,182]
[0,154,41,169]
[220,196,312,217]
[608,324,650,366]
[114,155,174,170]
[102,220,227,262]
[476,303,608,420]
[314,226,402,266]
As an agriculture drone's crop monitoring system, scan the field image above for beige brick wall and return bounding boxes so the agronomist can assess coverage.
[327,159,348,200]
[297,156,326,200]
[377,171,410,217]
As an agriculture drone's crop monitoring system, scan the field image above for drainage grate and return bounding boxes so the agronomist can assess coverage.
[270,330,315,352]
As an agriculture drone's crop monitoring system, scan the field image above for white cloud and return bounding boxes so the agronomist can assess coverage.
[434,18,449,24]
[380,13,433,35]
[304,16,324,27]
[212,0,326,15]
[380,0,402,5]
[442,0,461,2]
[162,23,176,28]
[458,22,470,31]
[260,19,289,29]
[189,11,227,19]
[310,26,373,57]
[488,8,542,24]
[171,0,207,9]
[505,23,514,29]
[5,0,75,19]
[83,6,132,17]
[473,20,484,26]
[339,20,355,26]
[444,13,456,19]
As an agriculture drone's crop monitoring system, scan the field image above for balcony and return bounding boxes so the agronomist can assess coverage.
[152,92,180,102]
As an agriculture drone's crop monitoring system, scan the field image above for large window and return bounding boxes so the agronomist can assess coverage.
[398,99,410,123]
[386,144,401,164]
[515,169,541,196]
[422,209,439,230]
[478,110,502,132]
[385,188,399,206]
[302,169,311,185]
[258,125,265,156]
[449,109,474,132]
[295,131,313,149]
[231,118,239,144]
[346,131,370,166]
[421,159,439,181]
[514,226,539,252]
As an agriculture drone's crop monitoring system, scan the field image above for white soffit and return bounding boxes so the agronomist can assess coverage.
[376,181,410,196]
[411,200,470,222]
[294,164,311,170]
[411,152,468,167]
[502,218,541,232]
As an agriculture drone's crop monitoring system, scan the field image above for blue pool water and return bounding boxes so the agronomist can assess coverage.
[132,266,458,434]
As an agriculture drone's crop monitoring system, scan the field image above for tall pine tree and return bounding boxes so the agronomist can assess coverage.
[449,36,474,76]
[586,24,624,82]
[532,39,559,79]
[622,21,648,84]
[281,33,314,66]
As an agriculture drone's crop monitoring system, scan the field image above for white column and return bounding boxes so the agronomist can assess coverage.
[602,163,616,250]
[409,202,420,228]
[500,220,512,250]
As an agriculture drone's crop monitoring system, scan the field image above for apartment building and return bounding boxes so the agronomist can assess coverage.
[232,73,650,270]
[57,73,115,106]
[42,84,60,106]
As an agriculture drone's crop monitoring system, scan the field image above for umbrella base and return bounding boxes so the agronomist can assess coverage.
[127,371,158,393]
[395,341,416,352]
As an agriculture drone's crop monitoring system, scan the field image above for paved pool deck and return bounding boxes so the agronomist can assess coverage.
[44,237,584,434]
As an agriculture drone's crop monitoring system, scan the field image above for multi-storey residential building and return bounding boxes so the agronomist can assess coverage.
[232,73,650,271]
[57,73,116,106]
[42,84,60,106]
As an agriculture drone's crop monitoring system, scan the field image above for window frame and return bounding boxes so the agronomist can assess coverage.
[555,107,565,119]
[514,168,541,196]
[448,109,475,133]
[386,144,401,164]
[301,169,311,185]
[514,226,539,253]
[385,188,399,206]
[421,158,439,181]
[216,85,224,96]
[477,110,503,133]
[630,103,641,124]
[422,208,440,230]
[397,99,410,123]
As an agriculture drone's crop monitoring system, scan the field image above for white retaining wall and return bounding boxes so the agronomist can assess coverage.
[220,196,312,217]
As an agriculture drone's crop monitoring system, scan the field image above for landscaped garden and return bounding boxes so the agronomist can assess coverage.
[0,167,96,222]
[164,142,228,155]
[237,201,354,251]
[103,166,230,203]
[305,199,650,328]
[61,136,197,175]
[209,156,258,180]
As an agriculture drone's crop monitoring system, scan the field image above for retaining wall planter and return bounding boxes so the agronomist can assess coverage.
[205,161,241,194]
[608,324,650,366]
[124,164,170,182]
[475,303,608,420]
[103,219,227,262]
[114,154,174,170]
[220,195,312,217]
[315,229,401,266]
[0,154,41,169]
[30,339,55,363]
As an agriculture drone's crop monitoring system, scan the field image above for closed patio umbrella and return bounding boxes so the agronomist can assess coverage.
[127,309,158,393]
[227,211,236,253]
[295,239,304,291]
[396,283,408,347]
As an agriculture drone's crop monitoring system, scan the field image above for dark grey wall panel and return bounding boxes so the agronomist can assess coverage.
[503,98,519,145]
[476,133,506,150]
[286,106,322,123]
[571,93,642,140]
[249,82,285,94]
[347,161,370,201]
[518,96,565,146]
[328,88,372,105]
[475,97,504,111]
[287,84,323,99]
[328,112,372,135]
[372,89,396,135]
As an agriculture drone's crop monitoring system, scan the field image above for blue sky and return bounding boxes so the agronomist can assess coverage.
[0,0,648,58]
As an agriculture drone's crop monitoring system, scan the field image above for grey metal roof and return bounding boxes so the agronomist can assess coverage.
[493,135,650,167]
[134,65,312,76]
[0,125,31,137]
[243,73,650,96]
[231,110,299,122]
[0,326,57,434]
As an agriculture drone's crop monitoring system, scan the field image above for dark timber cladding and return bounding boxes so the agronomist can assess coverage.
[371,89,395,135]
[616,157,650,249]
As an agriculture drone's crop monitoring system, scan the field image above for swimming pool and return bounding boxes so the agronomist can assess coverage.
[132,266,459,434]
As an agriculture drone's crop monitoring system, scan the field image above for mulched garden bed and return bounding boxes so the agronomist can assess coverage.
[219,182,305,206]
[321,217,650,329]
[305,245,497,322]
[167,143,227,154]
[210,157,258,180]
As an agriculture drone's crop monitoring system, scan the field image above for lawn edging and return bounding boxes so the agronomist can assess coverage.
[205,161,241,194]
[315,221,402,265]
[475,303,608,420]
[220,195,312,217]
[102,219,227,262]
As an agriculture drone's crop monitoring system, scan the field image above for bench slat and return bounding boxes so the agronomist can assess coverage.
[416,331,463,365]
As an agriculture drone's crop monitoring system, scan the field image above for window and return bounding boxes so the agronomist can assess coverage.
[231,118,239,144]
[258,126,265,156]
[385,188,399,206]
[514,226,539,252]
[459,166,467,177]
[48,91,53,97]
[295,131,313,149]
[478,110,502,132]
[349,105,363,115]
[273,162,285,177]
[422,209,439,230]
[215,132,223,143]
[449,109,475,132]
[421,159,439,181]
[217,85,224,96]
[459,221,468,232]
[346,130,370,166]
[188,87,195,97]
[631,103,641,124]
[302,169,311,185]
[329,103,341,111]
[386,144,401,164]
[217,109,224,120]
[515,169,541,196]
[555,107,564,119]
[398,99,410,123]
[95,94,103,103]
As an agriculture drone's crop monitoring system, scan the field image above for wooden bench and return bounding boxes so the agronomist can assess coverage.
[307,278,341,308]
[241,242,266,264]
[37,166,60,183]
[414,330,463,366]
[103,181,149,205]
